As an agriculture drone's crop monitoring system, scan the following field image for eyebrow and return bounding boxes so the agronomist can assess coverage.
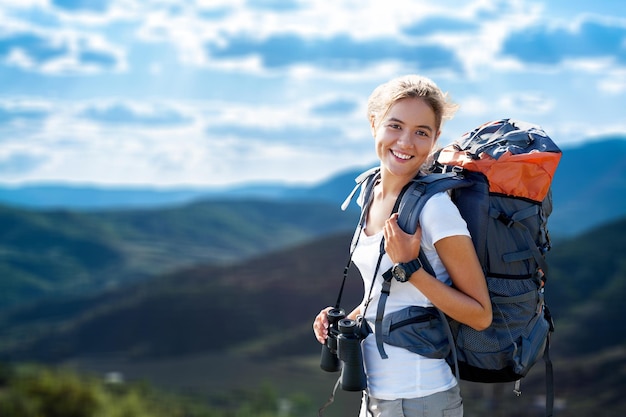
[387,117,434,133]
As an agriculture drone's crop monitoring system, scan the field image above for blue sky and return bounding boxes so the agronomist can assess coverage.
[0,0,625,187]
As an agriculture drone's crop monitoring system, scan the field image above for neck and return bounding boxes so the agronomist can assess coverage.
[378,168,419,199]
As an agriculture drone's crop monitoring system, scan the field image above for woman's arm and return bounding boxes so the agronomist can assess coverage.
[414,234,492,330]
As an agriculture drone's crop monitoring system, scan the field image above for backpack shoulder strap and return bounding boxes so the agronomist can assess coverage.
[396,173,474,234]
[373,172,473,360]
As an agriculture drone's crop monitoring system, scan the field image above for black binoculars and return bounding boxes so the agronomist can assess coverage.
[319,308,367,392]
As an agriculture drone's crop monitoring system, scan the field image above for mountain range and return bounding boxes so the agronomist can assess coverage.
[0,136,625,416]
[2,137,625,237]
[0,199,357,309]
[0,216,624,416]
[2,216,624,361]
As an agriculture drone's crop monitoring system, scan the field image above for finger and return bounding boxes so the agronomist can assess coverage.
[384,216,396,238]
[314,315,328,331]
[315,321,328,344]
[387,214,402,232]
[313,308,331,343]
[320,307,331,326]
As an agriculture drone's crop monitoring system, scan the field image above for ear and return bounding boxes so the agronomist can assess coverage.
[369,116,377,137]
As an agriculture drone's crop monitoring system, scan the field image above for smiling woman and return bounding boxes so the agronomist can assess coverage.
[313,75,492,417]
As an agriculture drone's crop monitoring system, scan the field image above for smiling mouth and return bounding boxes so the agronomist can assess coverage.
[391,150,412,160]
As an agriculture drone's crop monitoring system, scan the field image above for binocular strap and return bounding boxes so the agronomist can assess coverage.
[317,376,341,417]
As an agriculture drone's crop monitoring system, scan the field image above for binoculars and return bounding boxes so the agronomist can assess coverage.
[319,308,367,391]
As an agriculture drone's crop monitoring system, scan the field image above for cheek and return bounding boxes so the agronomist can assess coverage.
[374,141,391,162]
[422,138,436,152]
[374,131,390,152]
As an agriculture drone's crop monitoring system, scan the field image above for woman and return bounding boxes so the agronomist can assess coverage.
[313,75,492,417]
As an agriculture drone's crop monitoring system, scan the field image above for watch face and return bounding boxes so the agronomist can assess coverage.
[392,264,407,282]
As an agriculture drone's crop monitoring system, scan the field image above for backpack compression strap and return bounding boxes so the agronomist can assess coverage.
[491,204,550,276]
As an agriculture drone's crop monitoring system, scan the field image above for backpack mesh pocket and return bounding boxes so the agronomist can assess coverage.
[455,276,545,372]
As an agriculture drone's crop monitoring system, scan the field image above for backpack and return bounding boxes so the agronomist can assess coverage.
[343,118,561,416]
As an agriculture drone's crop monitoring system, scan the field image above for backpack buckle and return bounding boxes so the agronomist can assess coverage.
[497,213,514,227]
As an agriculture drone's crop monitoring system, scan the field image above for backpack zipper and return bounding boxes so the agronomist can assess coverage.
[389,313,435,332]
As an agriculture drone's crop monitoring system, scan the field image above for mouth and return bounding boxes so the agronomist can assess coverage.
[391,150,413,160]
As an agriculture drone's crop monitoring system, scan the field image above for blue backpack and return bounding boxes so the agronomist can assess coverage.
[343,119,561,416]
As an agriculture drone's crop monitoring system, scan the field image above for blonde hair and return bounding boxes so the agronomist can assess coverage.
[366,74,458,131]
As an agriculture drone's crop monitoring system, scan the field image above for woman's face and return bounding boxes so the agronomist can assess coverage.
[372,97,440,181]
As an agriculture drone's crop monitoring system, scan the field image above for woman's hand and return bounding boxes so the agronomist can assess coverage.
[313,307,333,344]
[383,213,422,264]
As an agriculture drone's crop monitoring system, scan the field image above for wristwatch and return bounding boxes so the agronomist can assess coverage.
[391,259,422,282]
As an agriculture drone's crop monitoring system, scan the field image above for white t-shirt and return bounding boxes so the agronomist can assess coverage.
[351,191,470,400]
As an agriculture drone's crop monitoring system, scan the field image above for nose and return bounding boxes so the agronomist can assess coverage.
[396,130,412,148]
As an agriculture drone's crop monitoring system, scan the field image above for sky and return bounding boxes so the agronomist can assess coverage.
[0,0,625,188]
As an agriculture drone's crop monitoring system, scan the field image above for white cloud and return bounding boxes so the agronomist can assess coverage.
[4,48,36,69]
[457,97,490,116]
[0,94,374,185]
[0,24,126,75]
[0,0,624,187]
[598,69,626,94]
[498,93,555,115]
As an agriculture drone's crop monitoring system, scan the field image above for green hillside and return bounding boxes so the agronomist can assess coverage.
[0,217,625,416]
[548,138,626,236]
[0,362,310,417]
[0,232,363,361]
[545,216,626,356]
[3,216,624,362]
[0,200,357,309]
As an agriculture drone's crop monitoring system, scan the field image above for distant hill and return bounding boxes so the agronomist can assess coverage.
[0,199,357,309]
[548,137,626,236]
[544,215,626,356]
[0,182,305,210]
[1,216,624,362]
[0,232,365,361]
[1,137,624,237]
[1,137,623,311]
[0,217,624,417]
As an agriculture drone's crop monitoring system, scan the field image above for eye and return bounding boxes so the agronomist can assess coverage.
[415,129,429,137]
[388,123,401,130]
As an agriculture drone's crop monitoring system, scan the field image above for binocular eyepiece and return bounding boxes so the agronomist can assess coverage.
[319,308,367,392]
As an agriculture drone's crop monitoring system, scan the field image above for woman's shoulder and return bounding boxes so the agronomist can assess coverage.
[422,190,462,217]
[423,189,455,208]
[420,191,469,245]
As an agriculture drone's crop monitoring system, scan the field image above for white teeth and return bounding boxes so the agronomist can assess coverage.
[391,150,412,160]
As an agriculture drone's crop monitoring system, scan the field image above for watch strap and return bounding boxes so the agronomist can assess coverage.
[402,258,422,275]
[382,258,423,282]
